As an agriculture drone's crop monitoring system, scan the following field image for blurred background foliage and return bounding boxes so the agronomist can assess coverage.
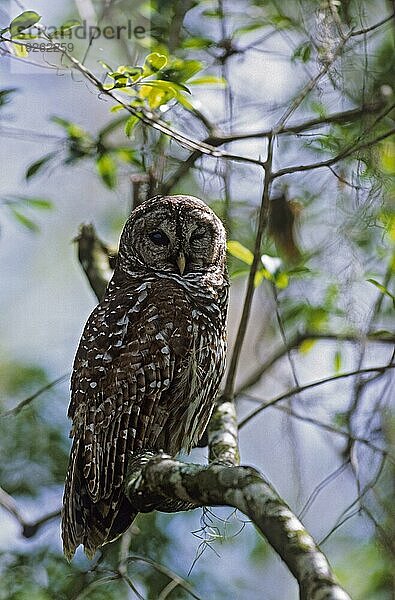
[0,0,394,598]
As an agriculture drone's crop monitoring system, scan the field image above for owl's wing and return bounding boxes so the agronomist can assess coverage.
[62,280,192,559]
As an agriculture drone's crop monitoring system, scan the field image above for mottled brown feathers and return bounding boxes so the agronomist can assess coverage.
[62,195,228,560]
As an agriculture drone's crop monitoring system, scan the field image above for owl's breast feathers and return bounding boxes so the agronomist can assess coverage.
[62,271,227,558]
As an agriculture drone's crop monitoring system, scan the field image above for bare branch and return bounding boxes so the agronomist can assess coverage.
[273,126,395,179]
[223,138,274,401]
[213,103,386,143]
[75,223,115,302]
[350,13,395,36]
[238,364,395,430]
[121,555,203,600]
[248,401,394,461]
[236,331,395,396]
[1,373,69,418]
[159,103,385,195]
[273,36,350,132]
[0,485,60,538]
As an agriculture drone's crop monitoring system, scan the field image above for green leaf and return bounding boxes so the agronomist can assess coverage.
[270,14,294,29]
[190,76,226,86]
[163,59,203,83]
[11,42,28,57]
[308,307,328,331]
[227,240,254,265]
[254,269,266,287]
[99,60,113,71]
[292,42,312,63]
[299,339,316,354]
[141,80,188,93]
[0,88,18,107]
[202,9,222,17]
[25,198,53,209]
[10,11,41,37]
[9,207,39,232]
[275,272,289,289]
[181,36,214,49]
[143,53,167,74]
[234,22,267,35]
[367,279,395,307]
[334,350,342,373]
[114,148,140,164]
[286,266,312,277]
[124,115,139,137]
[369,329,393,338]
[110,104,126,113]
[116,66,143,81]
[10,196,53,210]
[175,93,196,112]
[12,32,38,40]
[47,19,80,38]
[52,117,86,139]
[25,154,54,180]
[96,154,117,189]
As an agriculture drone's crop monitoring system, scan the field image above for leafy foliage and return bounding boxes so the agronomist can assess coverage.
[1,196,53,232]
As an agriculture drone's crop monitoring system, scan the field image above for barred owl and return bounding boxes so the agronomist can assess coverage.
[62,195,228,560]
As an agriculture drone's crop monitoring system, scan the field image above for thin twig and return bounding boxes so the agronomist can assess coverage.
[238,364,395,429]
[235,331,395,396]
[0,485,60,538]
[350,13,395,36]
[258,402,393,462]
[273,126,395,179]
[121,555,202,600]
[1,373,69,417]
[223,136,274,400]
[273,35,351,132]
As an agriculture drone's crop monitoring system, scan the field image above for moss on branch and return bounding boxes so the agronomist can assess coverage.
[125,456,351,600]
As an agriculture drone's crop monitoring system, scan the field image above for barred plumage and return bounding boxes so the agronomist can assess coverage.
[62,195,228,559]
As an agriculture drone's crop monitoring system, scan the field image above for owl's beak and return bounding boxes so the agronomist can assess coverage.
[176,251,186,275]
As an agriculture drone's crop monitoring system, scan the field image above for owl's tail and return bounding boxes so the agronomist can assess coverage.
[61,438,137,560]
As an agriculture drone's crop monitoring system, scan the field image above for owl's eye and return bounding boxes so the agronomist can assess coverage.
[149,230,170,246]
[190,230,206,242]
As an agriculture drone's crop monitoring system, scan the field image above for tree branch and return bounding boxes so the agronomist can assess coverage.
[1,373,69,418]
[0,485,60,538]
[159,103,385,194]
[273,126,395,179]
[350,13,395,36]
[238,364,395,430]
[248,400,393,461]
[223,138,274,401]
[125,457,351,600]
[208,398,240,465]
[75,223,115,302]
[235,331,395,396]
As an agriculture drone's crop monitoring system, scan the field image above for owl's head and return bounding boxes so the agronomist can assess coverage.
[118,195,227,276]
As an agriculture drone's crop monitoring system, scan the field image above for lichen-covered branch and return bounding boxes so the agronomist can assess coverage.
[208,398,240,466]
[125,457,351,600]
[75,223,115,301]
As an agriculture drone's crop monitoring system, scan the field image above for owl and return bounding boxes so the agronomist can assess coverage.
[62,195,228,560]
